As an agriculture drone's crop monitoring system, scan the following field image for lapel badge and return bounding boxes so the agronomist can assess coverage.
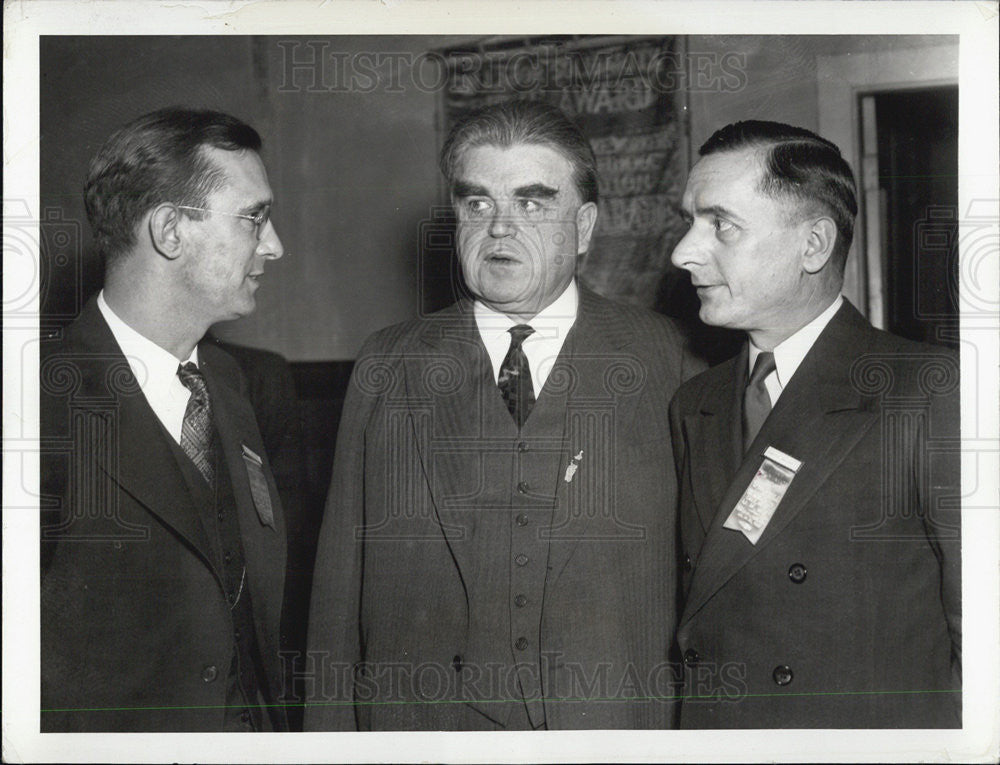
[563,450,584,483]
[241,443,275,528]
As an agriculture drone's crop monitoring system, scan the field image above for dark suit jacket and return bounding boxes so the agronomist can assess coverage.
[305,287,703,730]
[40,297,288,731]
[669,301,961,728]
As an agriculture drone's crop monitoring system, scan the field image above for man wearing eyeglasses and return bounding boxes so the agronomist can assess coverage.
[40,108,289,731]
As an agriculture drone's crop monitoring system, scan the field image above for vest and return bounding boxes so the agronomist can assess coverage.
[169,430,272,731]
[463,345,569,730]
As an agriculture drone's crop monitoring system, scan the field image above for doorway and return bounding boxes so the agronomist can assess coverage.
[861,86,959,348]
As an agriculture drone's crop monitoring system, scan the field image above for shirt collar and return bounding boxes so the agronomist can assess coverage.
[749,295,843,389]
[473,279,579,343]
[97,289,198,390]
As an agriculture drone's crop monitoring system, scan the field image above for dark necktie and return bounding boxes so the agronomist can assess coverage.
[498,324,535,429]
[177,362,216,487]
[742,351,777,453]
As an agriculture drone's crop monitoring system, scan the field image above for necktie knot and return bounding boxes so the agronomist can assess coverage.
[748,351,776,387]
[177,362,209,400]
[508,324,535,348]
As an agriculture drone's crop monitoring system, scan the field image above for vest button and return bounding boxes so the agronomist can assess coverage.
[517,441,529,452]
[515,513,529,527]
[788,563,807,583]
[517,481,529,494]
[201,665,218,683]
[217,511,224,522]
[224,551,233,564]
[234,628,242,641]
[683,554,693,572]
[514,554,529,566]
[514,637,529,651]
[773,665,794,686]
[683,649,700,668]
[452,655,463,672]
[514,594,528,607]
[240,710,251,724]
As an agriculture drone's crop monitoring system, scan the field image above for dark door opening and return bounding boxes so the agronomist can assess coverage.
[871,86,959,348]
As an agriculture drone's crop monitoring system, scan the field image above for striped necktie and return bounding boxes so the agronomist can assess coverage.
[177,362,216,487]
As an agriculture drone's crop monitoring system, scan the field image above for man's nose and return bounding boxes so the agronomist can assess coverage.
[670,226,704,272]
[258,219,285,260]
[488,203,515,238]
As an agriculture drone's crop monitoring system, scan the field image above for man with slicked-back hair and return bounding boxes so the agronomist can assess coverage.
[669,120,960,728]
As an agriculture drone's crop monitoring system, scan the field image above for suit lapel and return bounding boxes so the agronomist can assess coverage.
[200,344,286,706]
[545,289,646,582]
[684,351,745,536]
[681,302,880,627]
[408,302,501,581]
[68,301,217,568]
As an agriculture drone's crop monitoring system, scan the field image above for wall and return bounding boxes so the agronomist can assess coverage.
[41,34,956,360]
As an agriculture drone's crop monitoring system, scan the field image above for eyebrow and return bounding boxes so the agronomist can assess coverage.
[450,181,560,200]
[690,203,748,226]
[451,181,488,198]
[512,183,559,199]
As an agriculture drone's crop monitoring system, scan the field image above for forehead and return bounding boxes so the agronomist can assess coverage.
[683,148,764,204]
[200,146,270,198]
[454,142,576,190]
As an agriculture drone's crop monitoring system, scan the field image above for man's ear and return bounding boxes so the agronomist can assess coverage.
[801,216,838,274]
[576,202,598,255]
[148,204,184,260]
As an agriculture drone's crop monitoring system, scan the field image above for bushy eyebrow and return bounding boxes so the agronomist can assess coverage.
[451,181,488,198]
[512,183,559,199]
[450,181,560,200]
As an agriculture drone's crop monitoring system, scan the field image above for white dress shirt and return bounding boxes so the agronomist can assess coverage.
[97,290,198,444]
[748,295,844,406]
[474,280,579,394]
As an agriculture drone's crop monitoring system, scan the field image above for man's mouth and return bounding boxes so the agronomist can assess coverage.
[484,251,520,264]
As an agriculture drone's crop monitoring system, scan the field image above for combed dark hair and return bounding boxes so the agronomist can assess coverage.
[84,107,262,266]
[700,120,858,267]
[439,100,598,205]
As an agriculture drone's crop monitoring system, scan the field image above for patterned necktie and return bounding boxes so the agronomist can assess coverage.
[498,324,536,429]
[177,362,215,487]
[742,351,777,453]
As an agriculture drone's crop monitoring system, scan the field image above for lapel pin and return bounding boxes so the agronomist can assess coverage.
[564,450,584,483]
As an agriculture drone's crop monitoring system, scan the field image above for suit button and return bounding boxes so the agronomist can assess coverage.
[224,551,233,564]
[514,637,529,651]
[201,665,218,683]
[683,649,700,667]
[517,441,529,452]
[514,554,529,566]
[773,665,793,686]
[514,594,528,607]
[452,655,463,672]
[517,481,529,494]
[788,563,807,583]
[217,511,224,521]
[683,554,693,572]
[515,513,529,527]
[240,710,251,724]
[234,628,242,641]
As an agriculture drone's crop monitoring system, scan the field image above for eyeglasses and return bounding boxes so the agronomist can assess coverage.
[176,204,271,240]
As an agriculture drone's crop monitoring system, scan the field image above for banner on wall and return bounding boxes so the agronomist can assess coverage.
[438,35,690,308]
